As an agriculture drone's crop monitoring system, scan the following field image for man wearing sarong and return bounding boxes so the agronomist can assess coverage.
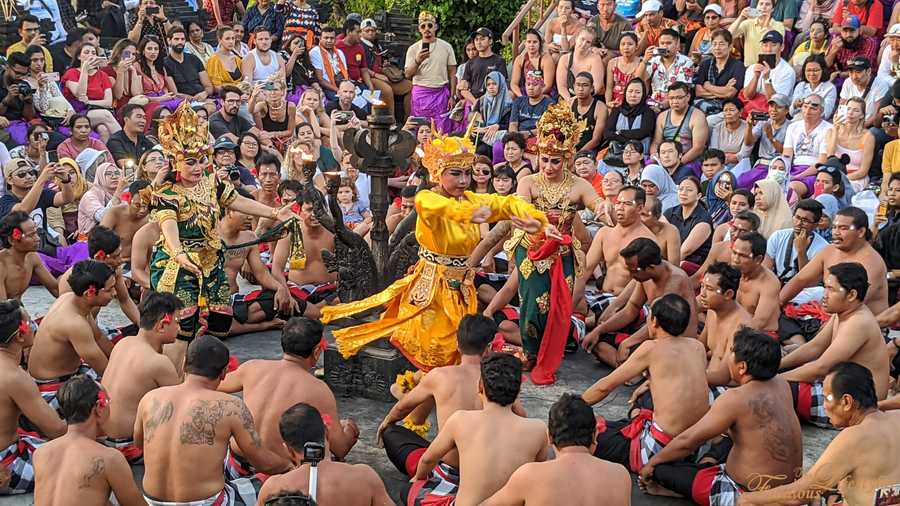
[321,132,553,371]
[508,102,603,383]
[405,12,458,129]
[0,300,65,495]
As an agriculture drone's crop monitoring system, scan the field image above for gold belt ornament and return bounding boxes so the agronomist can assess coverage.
[419,248,468,268]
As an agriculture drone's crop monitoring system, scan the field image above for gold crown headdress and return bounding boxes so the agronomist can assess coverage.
[158,102,211,164]
[421,131,476,184]
[536,101,587,156]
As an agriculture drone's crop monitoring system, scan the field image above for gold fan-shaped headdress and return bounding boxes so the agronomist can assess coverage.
[421,132,477,184]
[158,102,212,164]
[536,101,587,156]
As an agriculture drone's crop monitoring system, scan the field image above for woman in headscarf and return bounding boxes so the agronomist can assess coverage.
[814,193,839,242]
[470,71,513,162]
[53,158,89,241]
[753,178,793,238]
[640,164,679,212]
[77,162,123,237]
[705,170,736,226]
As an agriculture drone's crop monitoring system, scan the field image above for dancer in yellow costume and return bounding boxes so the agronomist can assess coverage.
[321,134,559,370]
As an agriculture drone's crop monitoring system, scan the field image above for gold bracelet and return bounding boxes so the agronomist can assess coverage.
[270,207,279,220]
[171,248,184,257]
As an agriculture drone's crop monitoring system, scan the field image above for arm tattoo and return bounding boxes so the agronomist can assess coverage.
[748,396,793,463]
[143,399,175,443]
[78,457,106,489]
[179,399,261,447]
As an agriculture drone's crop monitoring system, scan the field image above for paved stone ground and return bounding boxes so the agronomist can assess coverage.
[0,287,842,506]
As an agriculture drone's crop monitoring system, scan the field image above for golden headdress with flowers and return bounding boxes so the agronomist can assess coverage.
[158,102,211,164]
[421,132,476,184]
[536,101,587,156]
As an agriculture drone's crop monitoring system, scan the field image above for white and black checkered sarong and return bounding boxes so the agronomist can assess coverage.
[144,477,257,506]
[410,462,459,506]
[0,433,44,495]
[695,464,743,506]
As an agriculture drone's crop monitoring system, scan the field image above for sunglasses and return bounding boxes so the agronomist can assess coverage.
[13,169,39,179]
[475,169,492,175]
[419,22,434,29]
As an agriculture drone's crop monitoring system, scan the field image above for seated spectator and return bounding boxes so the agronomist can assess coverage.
[9,124,52,167]
[22,46,72,122]
[57,114,113,161]
[739,94,790,189]
[689,4,724,56]
[254,79,296,152]
[822,97,875,192]
[103,40,138,110]
[785,93,833,199]
[590,0,631,57]
[603,78,656,155]
[6,15,54,71]
[146,107,172,144]
[831,2,882,42]
[471,72,513,160]
[324,80,368,121]
[878,23,900,81]
[127,0,169,48]
[665,176,713,271]
[643,28,695,110]
[546,0,584,57]
[133,36,182,120]
[570,72,607,153]
[510,30,555,98]
[75,148,110,183]
[712,189,756,242]
[164,27,214,105]
[641,163,679,212]
[206,26,244,95]
[728,0,786,66]
[706,166,737,226]
[651,82,709,174]
[243,27,286,86]
[283,122,339,180]
[135,146,167,183]
[840,56,893,127]
[573,150,602,195]
[282,0,320,50]
[295,87,331,141]
[184,20,215,64]
[309,26,348,102]
[281,33,317,102]
[791,19,830,72]
[243,0,284,44]
[634,0,677,52]
[710,98,748,168]
[48,29,84,75]
[693,29,745,118]
[620,140,646,185]
[210,85,261,141]
[815,157,856,209]
[106,104,155,170]
[336,177,372,235]
[497,133,532,181]
[460,27,508,104]
[335,19,381,108]
[555,26,604,101]
[61,43,122,142]
[0,52,38,146]
[604,32,642,108]
[754,177,793,237]
[741,30,796,115]
[77,162,122,237]
[508,71,553,141]
[829,16,881,83]
[790,54,837,120]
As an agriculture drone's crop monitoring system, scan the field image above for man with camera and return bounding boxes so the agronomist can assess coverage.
[325,80,368,128]
[0,53,38,147]
[643,28,696,111]
[5,15,54,72]
[106,104,155,171]
[738,94,790,189]
[256,403,392,506]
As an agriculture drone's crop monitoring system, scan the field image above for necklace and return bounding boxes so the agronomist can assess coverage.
[536,170,573,209]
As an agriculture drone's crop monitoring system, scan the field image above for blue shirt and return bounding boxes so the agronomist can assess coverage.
[510,96,553,132]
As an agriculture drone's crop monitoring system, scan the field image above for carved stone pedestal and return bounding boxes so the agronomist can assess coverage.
[324,339,413,402]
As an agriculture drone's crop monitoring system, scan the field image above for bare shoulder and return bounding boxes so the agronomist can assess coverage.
[237,230,259,243]
[24,251,44,267]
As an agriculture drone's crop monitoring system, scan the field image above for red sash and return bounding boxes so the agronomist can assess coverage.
[528,233,573,385]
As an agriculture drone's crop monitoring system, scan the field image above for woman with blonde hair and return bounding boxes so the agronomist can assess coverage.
[753,177,793,238]
[820,97,875,192]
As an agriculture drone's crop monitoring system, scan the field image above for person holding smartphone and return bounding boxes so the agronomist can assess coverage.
[728,0,785,66]
[741,30,796,110]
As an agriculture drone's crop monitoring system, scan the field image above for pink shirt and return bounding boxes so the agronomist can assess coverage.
[57,138,112,163]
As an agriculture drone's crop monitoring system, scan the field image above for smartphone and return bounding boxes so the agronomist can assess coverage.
[751,111,769,121]
[835,104,848,123]
[147,5,159,15]
[758,53,776,68]
[41,72,60,82]
[47,150,59,163]
[95,56,110,67]
[422,42,430,52]
[746,7,759,17]
[411,116,429,125]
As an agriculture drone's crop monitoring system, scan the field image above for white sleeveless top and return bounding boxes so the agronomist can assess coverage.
[250,49,280,82]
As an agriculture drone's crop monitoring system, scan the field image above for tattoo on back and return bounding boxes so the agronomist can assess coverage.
[78,457,105,489]
[144,399,175,443]
[179,399,262,447]
[748,396,794,463]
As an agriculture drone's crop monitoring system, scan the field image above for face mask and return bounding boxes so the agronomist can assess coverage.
[814,181,825,197]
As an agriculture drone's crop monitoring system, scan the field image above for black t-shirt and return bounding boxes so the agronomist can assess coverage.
[693,57,746,94]
[49,42,73,74]
[0,189,56,231]
[324,100,368,120]
[106,131,155,164]
[209,111,255,139]
[462,54,508,98]
[164,53,206,96]
[664,203,713,265]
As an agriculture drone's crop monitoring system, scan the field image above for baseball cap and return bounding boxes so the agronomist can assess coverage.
[3,159,31,182]
[760,30,783,44]
[213,137,238,151]
[815,156,846,174]
[636,0,663,19]
[361,18,377,29]
[703,4,723,16]
[841,15,861,29]
[473,27,493,39]
[346,12,363,24]
[768,93,790,108]
[888,23,900,37]
[847,56,871,71]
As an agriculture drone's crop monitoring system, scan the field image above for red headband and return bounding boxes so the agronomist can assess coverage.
[94,250,107,261]
[161,313,173,325]
[321,413,333,428]
[17,320,28,336]
[11,228,22,241]
[120,191,132,204]
[85,286,97,297]
[291,202,301,215]
[96,390,110,409]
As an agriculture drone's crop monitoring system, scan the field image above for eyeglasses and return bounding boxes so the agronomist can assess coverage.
[803,101,822,109]
[419,23,434,30]
[793,215,816,225]
[475,169,491,175]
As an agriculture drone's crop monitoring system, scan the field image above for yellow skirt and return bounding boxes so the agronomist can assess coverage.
[320,259,477,370]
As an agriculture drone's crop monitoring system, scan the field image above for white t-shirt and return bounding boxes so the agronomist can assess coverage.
[743,58,796,97]
[877,45,896,81]
[404,38,458,88]
[839,75,893,121]
[309,46,349,85]
[783,119,832,167]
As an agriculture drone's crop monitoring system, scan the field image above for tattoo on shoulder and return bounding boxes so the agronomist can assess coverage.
[748,395,794,463]
[143,399,175,443]
[179,399,261,447]
[78,457,106,489]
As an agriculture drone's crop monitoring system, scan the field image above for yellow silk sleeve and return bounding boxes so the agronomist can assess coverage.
[470,192,549,227]
[415,190,480,223]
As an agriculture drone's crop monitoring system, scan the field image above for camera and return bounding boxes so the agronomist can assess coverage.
[38,18,54,39]
[335,111,353,125]
[47,150,59,163]
[653,47,668,57]
[750,111,769,122]
[16,80,34,97]
[228,167,242,181]
[303,442,325,465]
[262,81,277,91]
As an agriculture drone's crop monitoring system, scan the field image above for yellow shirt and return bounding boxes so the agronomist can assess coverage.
[733,18,785,66]
[883,139,900,175]
[205,54,244,88]
[5,42,53,72]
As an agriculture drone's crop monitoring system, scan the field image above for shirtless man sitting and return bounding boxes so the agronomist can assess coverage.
[135,335,290,505]
[582,237,698,367]
[780,262,890,428]
[584,294,710,474]
[0,300,65,495]
[377,314,496,479]
[481,393,631,506]
[271,193,340,309]
[256,403,393,506]
[780,207,889,316]
[741,362,900,506]
[59,226,141,327]
[28,260,117,414]
[729,232,781,335]
[0,211,59,300]
[690,211,760,286]
[100,292,182,464]
[640,196,682,264]
[699,262,752,387]
[33,376,145,506]
[640,328,803,504]
[412,353,548,506]
[217,317,359,476]
[98,180,151,271]
[129,219,160,292]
